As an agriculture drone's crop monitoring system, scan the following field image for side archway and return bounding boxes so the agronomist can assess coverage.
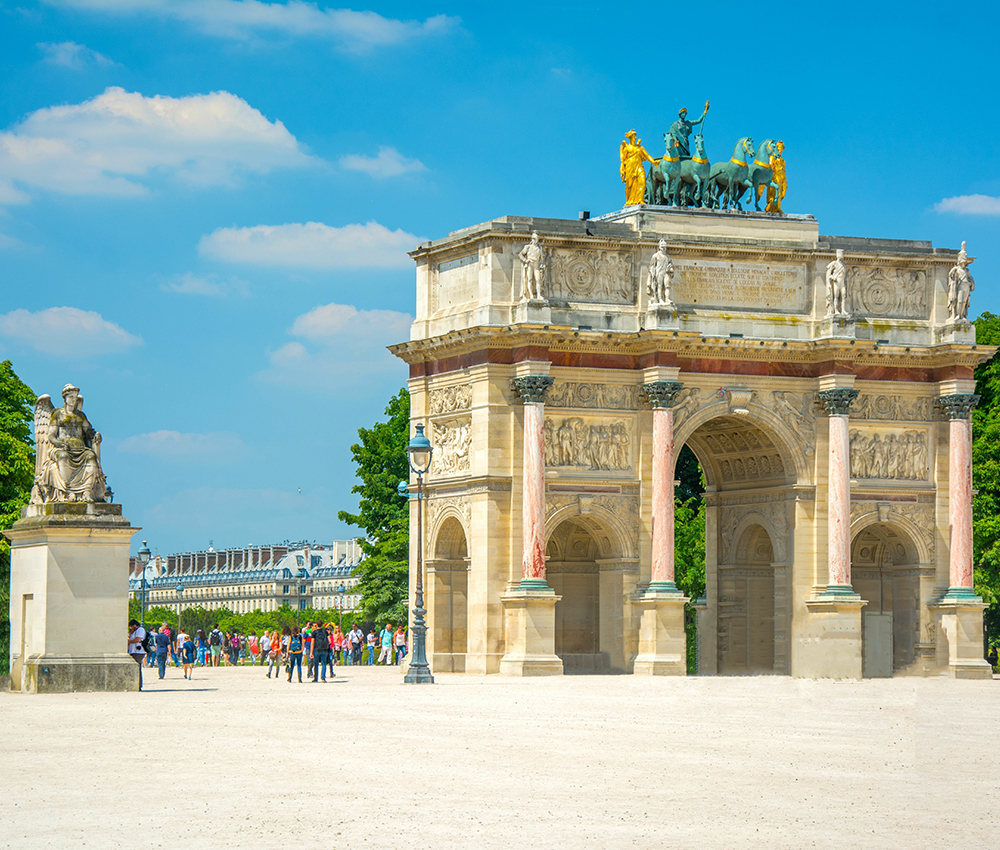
[428,516,469,672]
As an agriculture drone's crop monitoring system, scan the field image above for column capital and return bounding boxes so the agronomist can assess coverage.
[510,376,553,404]
[816,388,858,416]
[939,393,980,420]
[640,381,684,409]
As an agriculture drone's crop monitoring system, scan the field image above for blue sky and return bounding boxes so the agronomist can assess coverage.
[1,1,998,557]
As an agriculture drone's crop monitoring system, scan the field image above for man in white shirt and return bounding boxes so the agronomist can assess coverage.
[128,618,146,691]
[260,632,271,667]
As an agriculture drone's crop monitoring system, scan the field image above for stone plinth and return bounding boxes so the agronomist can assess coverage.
[816,316,856,339]
[642,305,680,331]
[631,589,688,676]
[797,593,867,679]
[514,299,551,325]
[931,596,992,679]
[6,502,140,693]
[498,586,563,676]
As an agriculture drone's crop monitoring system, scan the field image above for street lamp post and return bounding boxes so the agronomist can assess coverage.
[137,541,151,630]
[403,423,434,684]
[176,584,184,634]
[336,582,346,632]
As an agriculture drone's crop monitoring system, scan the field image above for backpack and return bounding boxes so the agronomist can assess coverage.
[210,630,221,646]
[141,631,156,654]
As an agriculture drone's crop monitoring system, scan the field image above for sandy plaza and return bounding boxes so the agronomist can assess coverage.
[2,666,998,850]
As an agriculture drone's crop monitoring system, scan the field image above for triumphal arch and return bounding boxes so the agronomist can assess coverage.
[391,191,990,680]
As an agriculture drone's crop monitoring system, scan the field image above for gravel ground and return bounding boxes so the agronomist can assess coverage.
[2,665,997,849]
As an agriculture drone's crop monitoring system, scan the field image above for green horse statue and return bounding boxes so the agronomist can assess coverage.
[671,134,711,207]
[747,139,781,212]
[707,136,755,211]
[646,134,682,205]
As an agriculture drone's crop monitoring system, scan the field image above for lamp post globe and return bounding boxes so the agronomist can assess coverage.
[137,541,151,629]
[404,424,434,684]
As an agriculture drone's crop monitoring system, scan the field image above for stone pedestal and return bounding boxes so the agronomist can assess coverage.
[931,596,992,679]
[632,589,688,676]
[816,315,856,339]
[514,299,551,325]
[5,502,140,693]
[798,593,867,679]
[642,305,680,331]
[934,319,976,344]
[498,587,563,676]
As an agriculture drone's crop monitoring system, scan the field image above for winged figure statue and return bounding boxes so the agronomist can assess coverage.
[29,384,107,505]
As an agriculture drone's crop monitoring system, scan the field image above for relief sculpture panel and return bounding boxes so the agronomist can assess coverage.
[849,266,929,319]
[849,430,928,480]
[851,394,934,422]
[429,385,472,414]
[431,417,470,475]
[545,381,639,410]
[544,416,632,471]
[547,249,635,304]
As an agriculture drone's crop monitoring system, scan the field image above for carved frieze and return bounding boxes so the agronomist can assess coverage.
[430,385,472,414]
[671,387,704,431]
[849,430,928,480]
[426,494,471,535]
[547,249,635,304]
[545,381,639,410]
[852,394,935,422]
[849,266,929,319]
[431,418,470,476]
[544,417,632,471]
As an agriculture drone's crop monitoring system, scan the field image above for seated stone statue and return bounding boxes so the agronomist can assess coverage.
[30,384,107,504]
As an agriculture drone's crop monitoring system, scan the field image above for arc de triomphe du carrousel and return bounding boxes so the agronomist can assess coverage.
[390,118,991,680]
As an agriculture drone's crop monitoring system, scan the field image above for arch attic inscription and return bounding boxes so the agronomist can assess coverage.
[672,259,808,312]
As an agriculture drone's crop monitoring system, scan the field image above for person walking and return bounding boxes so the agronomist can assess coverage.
[266,629,283,679]
[260,632,271,666]
[378,623,393,665]
[286,627,304,683]
[128,619,146,691]
[394,625,407,664]
[209,624,223,667]
[311,622,331,682]
[154,622,171,679]
[249,633,260,665]
[350,624,363,666]
[366,629,376,665]
[195,629,208,667]
[303,623,315,679]
[181,632,195,679]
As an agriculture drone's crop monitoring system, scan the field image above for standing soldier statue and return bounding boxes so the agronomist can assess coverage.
[667,100,710,159]
[518,231,545,301]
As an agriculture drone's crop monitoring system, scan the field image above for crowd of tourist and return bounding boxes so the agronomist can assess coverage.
[126,619,408,688]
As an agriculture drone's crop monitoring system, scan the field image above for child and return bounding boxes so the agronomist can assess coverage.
[182,633,196,679]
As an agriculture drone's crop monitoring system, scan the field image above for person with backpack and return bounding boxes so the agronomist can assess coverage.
[310,623,331,682]
[154,622,171,679]
[128,619,146,691]
[209,625,223,667]
[286,627,304,683]
[350,624,363,665]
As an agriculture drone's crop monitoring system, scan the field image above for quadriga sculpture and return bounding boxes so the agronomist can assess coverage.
[706,137,755,210]
[748,140,782,212]
[29,384,108,504]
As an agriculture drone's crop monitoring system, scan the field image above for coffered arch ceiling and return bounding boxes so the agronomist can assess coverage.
[683,415,796,490]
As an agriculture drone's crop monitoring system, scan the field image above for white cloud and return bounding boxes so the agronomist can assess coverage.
[199,220,419,269]
[49,1,459,53]
[38,41,117,69]
[934,194,1000,215]
[339,146,426,178]
[120,430,245,459]
[0,86,314,202]
[0,306,141,356]
[162,272,249,297]
[258,301,410,389]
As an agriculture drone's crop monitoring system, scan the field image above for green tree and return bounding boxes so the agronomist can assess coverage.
[338,388,411,626]
[972,313,1000,653]
[674,444,706,673]
[0,361,36,675]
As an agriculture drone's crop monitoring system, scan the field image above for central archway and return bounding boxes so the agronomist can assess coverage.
[680,409,802,676]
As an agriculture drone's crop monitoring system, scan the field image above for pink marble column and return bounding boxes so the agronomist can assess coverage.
[817,389,858,592]
[512,376,553,586]
[642,381,683,590]
[941,394,979,591]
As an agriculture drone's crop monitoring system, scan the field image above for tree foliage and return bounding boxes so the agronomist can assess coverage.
[130,600,373,637]
[0,361,36,675]
[337,388,411,626]
[674,444,706,673]
[972,313,1000,650]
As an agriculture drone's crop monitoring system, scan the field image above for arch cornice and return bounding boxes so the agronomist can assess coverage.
[546,501,637,561]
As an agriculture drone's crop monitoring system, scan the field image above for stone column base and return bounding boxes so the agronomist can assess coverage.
[632,589,689,676]
[931,594,992,680]
[498,586,563,676]
[796,592,866,678]
[12,654,139,693]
